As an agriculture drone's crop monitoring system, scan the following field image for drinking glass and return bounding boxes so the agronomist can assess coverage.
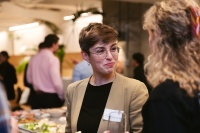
[107,111,127,133]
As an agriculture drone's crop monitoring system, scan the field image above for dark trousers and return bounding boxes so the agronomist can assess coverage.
[5,85,15,100]
[26,85,36,107]
[32,92,64,109]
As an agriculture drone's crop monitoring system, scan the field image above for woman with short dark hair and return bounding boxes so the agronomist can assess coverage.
[65,23,148,133]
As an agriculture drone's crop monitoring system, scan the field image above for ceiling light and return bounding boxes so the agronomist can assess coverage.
[63,8,103,22]
[9,22,39,31]
[13,0,44,4]
[63,15,75,21]
[80,12,91,17]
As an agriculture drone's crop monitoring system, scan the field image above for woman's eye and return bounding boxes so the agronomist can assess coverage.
[96,49,104,54]
[110,47,117,52]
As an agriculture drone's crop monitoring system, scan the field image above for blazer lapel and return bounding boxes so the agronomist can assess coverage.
[71,78,89,133]
[98,73,125,133]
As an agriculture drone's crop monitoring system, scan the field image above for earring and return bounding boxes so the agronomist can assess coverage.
[87,62,90,66]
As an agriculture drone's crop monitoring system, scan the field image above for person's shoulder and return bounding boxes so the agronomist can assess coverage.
[74,60,91,70]
[30,52,42,61]
[150,79,181,99]
[116,73,148,92]
[75,60,88,67]
[39,49,55,57]
[116,73,145,85]
[40,50,59,62]
[28,55,37,65]
[74,61,84,68]
[67,78,89,92]
[6,61,15,69]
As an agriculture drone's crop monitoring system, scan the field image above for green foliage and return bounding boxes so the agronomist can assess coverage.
[16,56,31,73]
[55,45,65,63]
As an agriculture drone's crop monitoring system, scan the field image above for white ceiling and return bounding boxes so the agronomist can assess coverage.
[0,0,155,31]
[12,0,101,11]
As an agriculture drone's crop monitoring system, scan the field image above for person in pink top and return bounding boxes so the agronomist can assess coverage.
[27,34,64,109]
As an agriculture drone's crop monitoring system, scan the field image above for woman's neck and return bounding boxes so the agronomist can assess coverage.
[90,72,116,86]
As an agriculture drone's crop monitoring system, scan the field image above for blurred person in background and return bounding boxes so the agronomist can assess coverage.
[65,23,148,133]
[0,51,17,100]
[23,42,44,107]
[132,52,152,93]
[0,82,11,133]
[0,83,18,133]
[27,34,64,109]
[142,0,200,132]
[72,59,93,82]
[115,46,126,74]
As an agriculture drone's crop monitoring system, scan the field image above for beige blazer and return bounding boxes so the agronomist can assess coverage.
[65,73,148,133]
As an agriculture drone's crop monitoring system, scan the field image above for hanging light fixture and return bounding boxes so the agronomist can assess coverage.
[63,15,75,21]
[63,7,103,22]
[12,0,45,4]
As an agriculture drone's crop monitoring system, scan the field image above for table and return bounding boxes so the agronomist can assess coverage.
[13,108,67,133]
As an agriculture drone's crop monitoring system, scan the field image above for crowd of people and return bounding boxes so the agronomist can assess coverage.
[0,0,200,132]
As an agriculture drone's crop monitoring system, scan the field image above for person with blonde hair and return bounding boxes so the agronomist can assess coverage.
[142,0,200,132]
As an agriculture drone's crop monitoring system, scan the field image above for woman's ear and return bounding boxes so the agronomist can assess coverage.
[81,51,90,63]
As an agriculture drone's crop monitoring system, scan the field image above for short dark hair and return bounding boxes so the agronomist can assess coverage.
[132,53,144,65]
[38,42,44,49]
[79,23,118,55]
[42,34,59,48]
[0,51,9,59]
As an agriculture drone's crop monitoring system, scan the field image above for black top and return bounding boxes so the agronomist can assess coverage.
[24,63,35,106]
[133,65,152,93]
[0,61,17,100]
[77,82,112,133]
[142,79,200,133]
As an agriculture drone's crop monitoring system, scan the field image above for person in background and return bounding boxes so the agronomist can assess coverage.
[27,34,64,109]
[72,59,93,82]
[0,83,18,133]
[24,42,44,107]
[115,47,126,74]
[0,83,11,133]
[142,0,200,132]
[0,51,17,100]
[132,53,152,93]
[65,23,148,133]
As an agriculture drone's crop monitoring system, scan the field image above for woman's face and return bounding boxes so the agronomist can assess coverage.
[0,54,6,64]
[83,41,119,75]
[52,42,59,53]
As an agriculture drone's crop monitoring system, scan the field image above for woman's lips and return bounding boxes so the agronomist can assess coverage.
[105,62,115,67]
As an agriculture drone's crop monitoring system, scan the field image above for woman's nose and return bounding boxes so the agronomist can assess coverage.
[105,50,113,59]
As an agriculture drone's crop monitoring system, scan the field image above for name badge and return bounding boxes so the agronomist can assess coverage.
[103,108,124,122]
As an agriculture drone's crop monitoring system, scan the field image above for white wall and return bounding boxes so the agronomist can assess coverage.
[0,25,52,55]
[0,15,102,55]
[0,32,12,54]
[13,25,52,55]
[0,2,103,55]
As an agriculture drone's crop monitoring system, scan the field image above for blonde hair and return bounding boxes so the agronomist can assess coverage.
[143,0,200,96]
